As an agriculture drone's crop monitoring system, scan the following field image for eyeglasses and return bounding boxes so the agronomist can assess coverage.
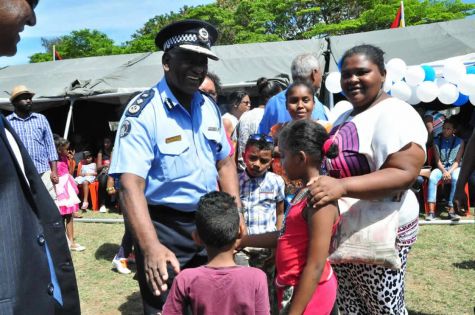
[248,134,273,144]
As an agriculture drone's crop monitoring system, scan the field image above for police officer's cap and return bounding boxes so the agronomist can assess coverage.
[155,19,219,60]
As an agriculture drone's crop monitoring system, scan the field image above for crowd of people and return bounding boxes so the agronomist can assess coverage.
[1,2,473,315]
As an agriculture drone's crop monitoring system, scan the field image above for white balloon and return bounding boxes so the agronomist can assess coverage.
[470,94,475,106]
[330,100,353,123]
[435,77,448,87]
[416,81,439,103]
[383,73,393,92]
[438,83,459,105]
[386,58,407,81]
[325,72,342,94]
[458,74,475,96]
[443,61,466,84]
[407,85,420,105]
[391,81,412,101]
[405,66,425,86]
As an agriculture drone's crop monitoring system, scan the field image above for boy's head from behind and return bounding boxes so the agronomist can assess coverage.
[196,191,240,250]
[244,134,274,177]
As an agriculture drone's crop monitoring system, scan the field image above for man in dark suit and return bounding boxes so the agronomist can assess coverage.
[0,1,80,314]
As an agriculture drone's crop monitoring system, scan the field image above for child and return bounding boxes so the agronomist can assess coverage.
[74,150,97,210]
[241,120,339,315]
[237,133,285,311]
[54,137,85,251]
[426,118,464,221]
[163,191,270,315]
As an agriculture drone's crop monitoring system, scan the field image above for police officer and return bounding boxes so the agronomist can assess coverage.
[109,19,241,314]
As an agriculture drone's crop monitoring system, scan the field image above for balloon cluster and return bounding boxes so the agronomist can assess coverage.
[325,59,475,106]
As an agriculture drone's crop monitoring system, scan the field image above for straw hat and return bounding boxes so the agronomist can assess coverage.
[10,85,35,102]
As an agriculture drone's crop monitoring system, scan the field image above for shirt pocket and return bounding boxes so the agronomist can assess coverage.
[156,136,193,181]
[202,128,223,160]
[31,128,44,145]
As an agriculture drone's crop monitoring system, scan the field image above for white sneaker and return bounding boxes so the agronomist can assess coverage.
[112,257,131,274]
[99,205,108,213]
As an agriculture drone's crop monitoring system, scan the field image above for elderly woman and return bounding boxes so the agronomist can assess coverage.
[308,45,426,314]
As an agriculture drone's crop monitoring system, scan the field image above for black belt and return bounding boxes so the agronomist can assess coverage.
[148,204,195,221]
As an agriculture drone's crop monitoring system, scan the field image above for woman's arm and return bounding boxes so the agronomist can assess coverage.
[288,204,336,315]
[309,142,425,206]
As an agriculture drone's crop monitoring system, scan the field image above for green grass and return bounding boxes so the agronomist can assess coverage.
[72,213,474,315]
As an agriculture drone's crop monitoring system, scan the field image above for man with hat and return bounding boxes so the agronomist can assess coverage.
[7,84,59,194]
[0,0,80,314]
[109,19,241,314]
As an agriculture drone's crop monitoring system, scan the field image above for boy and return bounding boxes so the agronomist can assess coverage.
[237,134,285,311]
[163,192,270,315]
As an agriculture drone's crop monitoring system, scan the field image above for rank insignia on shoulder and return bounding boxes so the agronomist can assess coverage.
[126,88,155,117]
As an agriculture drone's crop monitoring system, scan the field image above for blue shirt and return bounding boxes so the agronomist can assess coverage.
[6,112,58,174]
[239,170,285,235]
[109,78,230,212]
[258,89,329,135]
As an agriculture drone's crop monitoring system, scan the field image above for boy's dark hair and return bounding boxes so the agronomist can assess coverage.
[245,134,274,152]
[83,151,92,159]
[279,120,329,166]
[196,191,240,249]
[341,44,386,75]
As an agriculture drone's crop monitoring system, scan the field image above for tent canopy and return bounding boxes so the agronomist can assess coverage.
[0,18,474,112]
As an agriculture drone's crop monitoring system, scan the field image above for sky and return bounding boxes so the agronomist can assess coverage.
[0,0,214,67]
[1,0,474,67]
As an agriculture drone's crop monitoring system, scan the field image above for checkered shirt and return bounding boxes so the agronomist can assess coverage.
[6,112,58,173]
[239,170,285,235]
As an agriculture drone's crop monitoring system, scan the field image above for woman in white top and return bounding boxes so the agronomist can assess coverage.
[222,90,250,137]
[308,44,427,314]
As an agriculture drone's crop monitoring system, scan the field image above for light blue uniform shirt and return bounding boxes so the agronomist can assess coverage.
[109,78,230,212]
[258,89,329,135]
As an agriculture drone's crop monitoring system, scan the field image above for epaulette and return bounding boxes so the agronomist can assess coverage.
[125,89,155,117]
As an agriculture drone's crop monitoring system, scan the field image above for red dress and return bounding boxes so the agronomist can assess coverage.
[275,188,337,314]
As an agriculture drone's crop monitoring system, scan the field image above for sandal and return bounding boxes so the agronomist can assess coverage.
[70,243,86,252]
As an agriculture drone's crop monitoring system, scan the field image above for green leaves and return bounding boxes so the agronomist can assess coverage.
[29,0,475,63]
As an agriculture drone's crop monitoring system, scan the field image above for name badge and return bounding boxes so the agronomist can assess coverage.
[165,135,182,143]
[208,126,218,132]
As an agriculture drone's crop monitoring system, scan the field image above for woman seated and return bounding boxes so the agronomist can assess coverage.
[75,151,97,210]
[426,118,464,221]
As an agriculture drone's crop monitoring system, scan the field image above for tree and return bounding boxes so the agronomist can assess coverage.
[29,29,124,63]
[29,0,475,61]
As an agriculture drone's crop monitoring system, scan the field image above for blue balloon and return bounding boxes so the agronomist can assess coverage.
[467,66,475,75]
[421,65,436,81]
[453,93,469,106]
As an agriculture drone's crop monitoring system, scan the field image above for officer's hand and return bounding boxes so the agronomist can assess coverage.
[143,243,180,296]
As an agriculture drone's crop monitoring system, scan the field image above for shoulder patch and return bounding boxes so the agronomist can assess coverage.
[119,119,132,138]
[125,89,155,117]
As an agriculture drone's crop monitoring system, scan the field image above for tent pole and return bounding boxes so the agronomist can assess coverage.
[63,99,75,139]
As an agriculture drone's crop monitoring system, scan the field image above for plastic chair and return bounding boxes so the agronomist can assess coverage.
[77,161,99,211]
[422,178,470,216]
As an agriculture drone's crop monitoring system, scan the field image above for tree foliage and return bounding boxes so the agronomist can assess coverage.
[29,0,475,62]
